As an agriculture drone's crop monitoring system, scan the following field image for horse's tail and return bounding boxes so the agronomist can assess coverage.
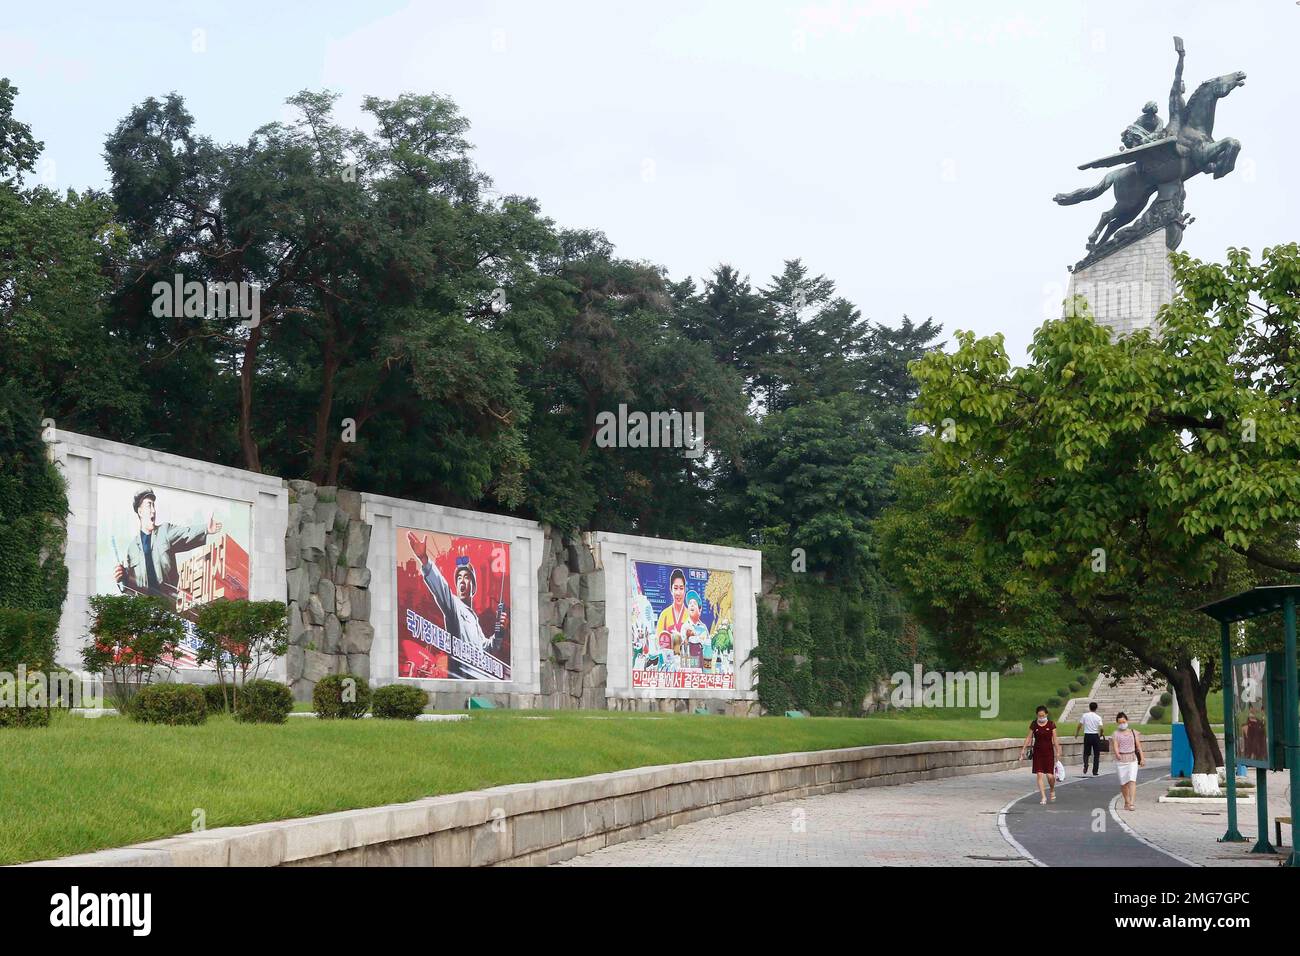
[1053,173,1113,205]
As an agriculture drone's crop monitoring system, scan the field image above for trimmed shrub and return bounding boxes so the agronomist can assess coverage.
[131,684,206,725]
[1046,696,1061,707]
[313,673,371,719]
[1068,681,1080,692]
[0,609,59,729]
[0,607,58,670]
[83,593,186,713]
[0,675,51,728]
[235,680,294,724]
[1056,687,1069,698]
[1149,704,1166,721]
[1077,674,1089,685]
[1159,691,1172,706]
[203,683,236,714]
[372,684,427,720]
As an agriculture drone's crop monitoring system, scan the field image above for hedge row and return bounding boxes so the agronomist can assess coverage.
[130,679,295,725]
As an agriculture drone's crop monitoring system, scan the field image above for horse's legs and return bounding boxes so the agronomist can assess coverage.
[1211,138,1241,179]
[1088,206,1119,248]
[1094,200,1152,248]
[1055,175,1113,206]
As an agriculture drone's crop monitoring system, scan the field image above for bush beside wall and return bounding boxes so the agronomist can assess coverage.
[130,684,207,725]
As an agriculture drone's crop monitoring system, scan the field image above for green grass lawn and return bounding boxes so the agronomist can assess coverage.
[868,660,1225,725]
[868,660,1086,723]
[0,706,1133,865]
[0,663,1227,866]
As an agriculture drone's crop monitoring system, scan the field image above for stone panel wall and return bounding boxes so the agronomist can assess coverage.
[49,430,288,676]
[49,430,766,713]
[597,531,762,716]
[1065,226,1175,338]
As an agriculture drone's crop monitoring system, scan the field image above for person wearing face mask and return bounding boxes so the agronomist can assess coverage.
[1112,711,1146,810]
[1018,705,1062,804]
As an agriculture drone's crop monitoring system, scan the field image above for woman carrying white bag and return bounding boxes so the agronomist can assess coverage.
[1018,705,1063,804]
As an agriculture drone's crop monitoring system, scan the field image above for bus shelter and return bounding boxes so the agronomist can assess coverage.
[1197,585,1300,865]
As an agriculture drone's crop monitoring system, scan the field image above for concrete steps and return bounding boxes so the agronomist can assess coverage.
[1059,673,1165,725]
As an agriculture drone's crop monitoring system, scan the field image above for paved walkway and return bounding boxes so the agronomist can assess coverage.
[560,760,1293,867]
[1123,769,1292,868]
[561,767,1036,867]
[1003,762,1186,867]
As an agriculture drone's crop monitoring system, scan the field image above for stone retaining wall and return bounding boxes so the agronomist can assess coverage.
[283,481,373,700]
[535,530,608,709]
[30,735,1177,867]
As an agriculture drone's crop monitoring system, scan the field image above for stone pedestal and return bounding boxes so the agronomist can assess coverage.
[1065,226,1176,338]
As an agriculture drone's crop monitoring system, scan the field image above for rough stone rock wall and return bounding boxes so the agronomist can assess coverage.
[535,528,608,709]
[283,480,374,701]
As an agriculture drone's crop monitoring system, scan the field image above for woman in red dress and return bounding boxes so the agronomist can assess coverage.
[1018,705,1062,804]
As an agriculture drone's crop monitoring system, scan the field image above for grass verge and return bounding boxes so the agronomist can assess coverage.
[2,707,1111,865]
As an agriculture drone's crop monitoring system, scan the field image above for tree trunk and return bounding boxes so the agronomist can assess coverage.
[309,344,339,484]
[238,324,263,472]
[1170,662,1222,774]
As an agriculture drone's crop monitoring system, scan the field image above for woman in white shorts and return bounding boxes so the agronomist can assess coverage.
[1111,711,1145,810]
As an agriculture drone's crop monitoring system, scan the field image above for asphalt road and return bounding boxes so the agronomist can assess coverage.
[1002,760,1189,867]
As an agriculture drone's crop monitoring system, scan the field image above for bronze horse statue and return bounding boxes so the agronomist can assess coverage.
[1055,43,1246,252]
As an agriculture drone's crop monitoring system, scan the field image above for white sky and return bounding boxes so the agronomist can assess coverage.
[3,0,1293,363]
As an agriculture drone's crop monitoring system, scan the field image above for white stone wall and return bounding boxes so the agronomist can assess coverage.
[597,531,761,706]
[1066,227,1176,338]
[361,493,544,699]
[48,430,289,679]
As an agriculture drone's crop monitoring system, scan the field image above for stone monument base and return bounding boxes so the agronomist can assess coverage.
[1065,226,1176,338]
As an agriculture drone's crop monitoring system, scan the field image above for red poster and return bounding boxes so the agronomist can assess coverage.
[396,527,511,681]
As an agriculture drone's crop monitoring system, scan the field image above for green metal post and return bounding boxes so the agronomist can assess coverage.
[1284,596,1300,866]
[1251,767,1274,853]
[1219,620,1245,842]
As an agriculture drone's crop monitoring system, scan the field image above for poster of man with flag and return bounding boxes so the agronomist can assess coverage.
[396,526,511,681]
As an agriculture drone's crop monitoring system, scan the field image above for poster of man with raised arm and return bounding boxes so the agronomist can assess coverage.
[396,526,511,681]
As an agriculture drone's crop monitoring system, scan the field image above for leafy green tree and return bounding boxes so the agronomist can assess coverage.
[675,265,780,409]
[102,89,555,502]
[193,600,289,713]
[902,245,1300,772]
[1,79,141,438]
[83,594,186,713]
[0,79,40,184]
[877,458,1074,671]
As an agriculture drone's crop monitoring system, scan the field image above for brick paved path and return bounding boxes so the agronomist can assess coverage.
[561,759,1289,867]
[1121,769,1293,868]
[560,766,1040,867]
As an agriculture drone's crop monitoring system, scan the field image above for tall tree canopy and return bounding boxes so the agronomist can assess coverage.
[4,76,942,712]
[887,245,1300,772]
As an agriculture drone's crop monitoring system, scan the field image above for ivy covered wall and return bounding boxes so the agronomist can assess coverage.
[0,388,68,613]
[751,543,927,716]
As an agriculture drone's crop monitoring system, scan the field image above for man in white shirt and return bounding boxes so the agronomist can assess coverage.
[1075,702,1105,776]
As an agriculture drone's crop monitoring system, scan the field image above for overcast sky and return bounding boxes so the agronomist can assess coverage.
[3,0,1293,363]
